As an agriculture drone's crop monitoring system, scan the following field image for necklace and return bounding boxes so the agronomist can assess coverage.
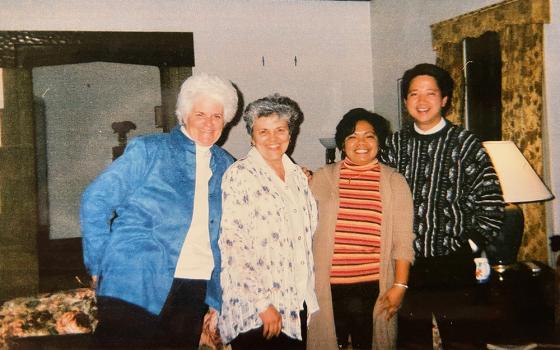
[345,173,363,184]
[342,159,378,184]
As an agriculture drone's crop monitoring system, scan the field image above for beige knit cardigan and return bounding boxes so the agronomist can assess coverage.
[307,162,415,350]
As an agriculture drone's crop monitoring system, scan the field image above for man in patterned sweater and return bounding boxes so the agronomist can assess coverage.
[380,63,504,287]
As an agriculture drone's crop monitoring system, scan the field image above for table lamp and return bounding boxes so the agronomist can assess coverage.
[319,137,337,164]
[483,141,554,272]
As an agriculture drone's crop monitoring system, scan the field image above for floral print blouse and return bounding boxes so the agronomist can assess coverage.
[218,147,318,344]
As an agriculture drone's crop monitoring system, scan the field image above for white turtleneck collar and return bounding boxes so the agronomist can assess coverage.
[181,126,211,156]
[414,117,446,135]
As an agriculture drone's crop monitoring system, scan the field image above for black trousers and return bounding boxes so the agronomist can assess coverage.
[408,244,477,289]
[398,246,477,348]
[331,281,380,349]
[230,305,307,350]
[95,278,207,349]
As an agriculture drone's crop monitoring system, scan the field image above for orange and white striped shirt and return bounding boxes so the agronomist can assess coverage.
[330,159,382,284]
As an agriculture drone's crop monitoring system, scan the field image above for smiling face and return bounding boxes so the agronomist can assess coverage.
[343,120,379,166]
[183,95,225,146]
[405,75,448,131]
[251,114,290,166]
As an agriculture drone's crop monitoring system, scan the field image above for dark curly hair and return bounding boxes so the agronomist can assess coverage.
[400,63,454,116]
[334,108,390,154]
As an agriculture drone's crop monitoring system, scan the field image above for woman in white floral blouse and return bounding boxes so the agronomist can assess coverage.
[218,94,318,350]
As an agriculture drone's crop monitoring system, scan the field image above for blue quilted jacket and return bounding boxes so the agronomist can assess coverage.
[80,125,233,315]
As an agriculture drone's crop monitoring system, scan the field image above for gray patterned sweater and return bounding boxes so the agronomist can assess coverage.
[380,120,504,258]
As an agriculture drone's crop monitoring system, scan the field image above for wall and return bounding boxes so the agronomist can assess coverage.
[544,0,560,265]
[0,0,374,172]
[371,0,560,265]
[32,63,161,239]
[370,0,502,124]
[0,0,373,239]
[3,1,558,260]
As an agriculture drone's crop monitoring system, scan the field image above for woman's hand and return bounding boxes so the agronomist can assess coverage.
[379,259,411,320]
[201,308,221,346]
[259,305,282,339]
[91,276,98,289]
[379,285,407,320]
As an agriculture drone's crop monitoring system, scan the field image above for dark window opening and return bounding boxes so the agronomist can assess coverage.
[464,31,502,141]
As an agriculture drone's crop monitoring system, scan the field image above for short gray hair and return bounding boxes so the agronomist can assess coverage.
[243,93,303,135]
[175,73,238,124]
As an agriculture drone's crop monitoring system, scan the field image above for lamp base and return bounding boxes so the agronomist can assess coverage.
[491,261,542,281]
[486,203,524,266]
[326,148,336,164]
[491,263,514,274]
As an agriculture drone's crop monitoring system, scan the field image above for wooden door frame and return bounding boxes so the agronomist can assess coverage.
[0,31,194,299]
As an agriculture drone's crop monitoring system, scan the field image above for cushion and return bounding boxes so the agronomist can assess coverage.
[0,288,96,349]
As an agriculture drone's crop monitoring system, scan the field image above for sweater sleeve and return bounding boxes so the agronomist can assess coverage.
[389,171,415,264]
[462,140,505,248]
[79,138,148,276]
[309,166,329,199]
[379,133,398,168]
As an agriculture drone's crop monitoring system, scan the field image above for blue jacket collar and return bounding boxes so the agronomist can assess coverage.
[169,125,229,170]
[170,125,223,156]
[170,125,196,153]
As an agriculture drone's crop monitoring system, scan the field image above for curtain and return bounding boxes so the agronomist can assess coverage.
[500,23,547,261]
[435,43,464,126]
[431,0,550,262]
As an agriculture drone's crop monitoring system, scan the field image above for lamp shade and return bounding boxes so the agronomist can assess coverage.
[319,137,337,150]
[483,141,553,203]
[319,137,337,164]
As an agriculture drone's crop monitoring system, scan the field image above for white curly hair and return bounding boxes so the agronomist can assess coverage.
[175,73,238,124]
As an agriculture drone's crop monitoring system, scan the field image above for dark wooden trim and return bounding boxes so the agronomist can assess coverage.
[1,30,194,296]
[1,31,194,68]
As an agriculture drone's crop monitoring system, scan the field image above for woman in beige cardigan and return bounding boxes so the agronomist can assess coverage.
[307,109,414,350]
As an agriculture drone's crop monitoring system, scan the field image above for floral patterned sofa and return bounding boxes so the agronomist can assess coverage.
[0,288,97,349]
[0,288,229,350]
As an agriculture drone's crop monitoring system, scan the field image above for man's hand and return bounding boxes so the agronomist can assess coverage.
[258,305,282,339]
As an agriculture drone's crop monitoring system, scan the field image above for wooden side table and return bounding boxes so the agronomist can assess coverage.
[550,235,560,337]
[398,262,556,349]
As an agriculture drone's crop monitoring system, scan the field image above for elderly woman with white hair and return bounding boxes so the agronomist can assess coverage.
[218,94,319,350]
[80,73,238,348]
